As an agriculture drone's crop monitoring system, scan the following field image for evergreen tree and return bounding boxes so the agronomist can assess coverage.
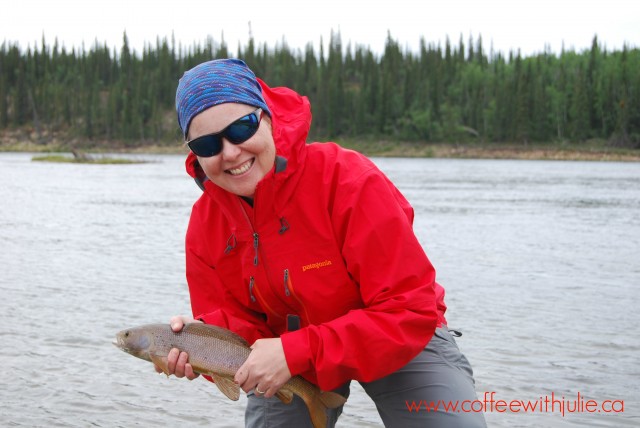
[0,32,638,148]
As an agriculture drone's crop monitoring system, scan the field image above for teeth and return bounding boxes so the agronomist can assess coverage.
[227,159,253,176]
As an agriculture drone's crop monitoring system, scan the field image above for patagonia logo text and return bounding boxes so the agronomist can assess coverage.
[302,260,333,272]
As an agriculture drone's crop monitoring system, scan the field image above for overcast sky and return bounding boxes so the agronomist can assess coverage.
[1,0,638,57]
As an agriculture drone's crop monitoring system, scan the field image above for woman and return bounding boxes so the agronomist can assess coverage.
[162,58,486,428]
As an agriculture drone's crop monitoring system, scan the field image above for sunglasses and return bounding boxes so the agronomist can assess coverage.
[187,108,264,157]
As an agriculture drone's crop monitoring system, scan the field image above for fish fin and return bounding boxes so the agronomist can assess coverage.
[149,354,170,377]
[304,394,328,428]
[275,389,294,404]
[210,374,241,401]
[303,390,347,428]
[318,390,348,409]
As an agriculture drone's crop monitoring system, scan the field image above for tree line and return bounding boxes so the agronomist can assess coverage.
[1,32,638,148]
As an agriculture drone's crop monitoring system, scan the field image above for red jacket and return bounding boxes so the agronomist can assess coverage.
[184,80,448,391]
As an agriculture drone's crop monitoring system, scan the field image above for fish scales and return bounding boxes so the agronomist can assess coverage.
[149,324,250,376]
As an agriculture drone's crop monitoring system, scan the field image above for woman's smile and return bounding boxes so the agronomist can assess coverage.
[226,158,255,176]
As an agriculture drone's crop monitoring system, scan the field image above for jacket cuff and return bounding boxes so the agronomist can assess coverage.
[281,329,313,376]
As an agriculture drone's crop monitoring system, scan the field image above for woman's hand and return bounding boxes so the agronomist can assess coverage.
[234,337,292,398]
[153,315,202,380]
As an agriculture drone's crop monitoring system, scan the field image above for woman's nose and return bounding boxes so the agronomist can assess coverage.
[220,139,242,160]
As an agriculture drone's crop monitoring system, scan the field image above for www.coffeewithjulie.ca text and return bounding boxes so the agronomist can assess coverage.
[406,392,624,417]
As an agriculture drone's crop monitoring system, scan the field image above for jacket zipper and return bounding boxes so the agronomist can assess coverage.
[239,199,260,267]
[248,276,256,303]
[283,269,291,296]
[282,268,312,324]
[238,200,284,320]
[253,232,259,266]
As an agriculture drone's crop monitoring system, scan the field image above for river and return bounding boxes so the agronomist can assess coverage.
[1,152,638,427]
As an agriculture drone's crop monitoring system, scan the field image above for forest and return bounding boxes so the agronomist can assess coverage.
[1,31,639,149]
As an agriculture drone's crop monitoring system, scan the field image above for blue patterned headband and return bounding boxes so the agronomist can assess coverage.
[175,58,270,138]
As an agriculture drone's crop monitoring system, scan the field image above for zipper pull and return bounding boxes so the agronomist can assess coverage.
[253,232,259,266]
[224,233,237,254]
[284,269,291,296]
[279,217,290,234]
[249,277,256,303]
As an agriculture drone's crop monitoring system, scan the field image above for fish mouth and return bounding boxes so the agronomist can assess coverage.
[113,340,135,355]
[113,336,130,352]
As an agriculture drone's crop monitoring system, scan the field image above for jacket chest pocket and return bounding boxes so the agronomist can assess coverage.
[214,243,260,310]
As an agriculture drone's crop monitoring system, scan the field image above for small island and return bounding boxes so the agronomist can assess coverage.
[31,150,148,164]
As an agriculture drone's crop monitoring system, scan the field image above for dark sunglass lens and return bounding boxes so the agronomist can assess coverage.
[189,134,223,157]
[188,110,261,157]
[225,113,260,143]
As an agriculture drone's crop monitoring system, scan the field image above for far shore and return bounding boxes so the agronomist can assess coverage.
[339,141,640,162]
[1,138,639,162]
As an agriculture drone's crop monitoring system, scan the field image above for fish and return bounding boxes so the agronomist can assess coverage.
[113,323,347,428]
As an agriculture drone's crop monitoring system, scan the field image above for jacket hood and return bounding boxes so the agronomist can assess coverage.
[185,79,311,190]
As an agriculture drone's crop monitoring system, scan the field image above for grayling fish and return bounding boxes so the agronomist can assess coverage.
[114,323,346,428]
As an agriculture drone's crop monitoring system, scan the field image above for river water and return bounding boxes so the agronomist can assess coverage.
[1,152,638,427]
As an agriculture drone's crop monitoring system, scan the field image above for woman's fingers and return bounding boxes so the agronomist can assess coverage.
[184,362,199,380]
[167,348,180,375]
[156,316,203,379]
[169,315,202,332]
[234,338,291,398]
[169,316,186,332]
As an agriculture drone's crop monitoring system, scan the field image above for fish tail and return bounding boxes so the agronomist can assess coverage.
[303,390,347,428]
[318,390,347,409]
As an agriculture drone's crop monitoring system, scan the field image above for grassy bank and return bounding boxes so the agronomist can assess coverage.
[1,132,639,162]
[31,154,148,164]
[339,140,640,162]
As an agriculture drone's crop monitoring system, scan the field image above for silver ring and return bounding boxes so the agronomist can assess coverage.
[255,386,265,395]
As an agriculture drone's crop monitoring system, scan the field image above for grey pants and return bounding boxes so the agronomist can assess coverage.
[245,327,487,428]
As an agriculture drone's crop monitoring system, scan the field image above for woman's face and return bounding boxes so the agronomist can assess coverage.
[188,103,276,198]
